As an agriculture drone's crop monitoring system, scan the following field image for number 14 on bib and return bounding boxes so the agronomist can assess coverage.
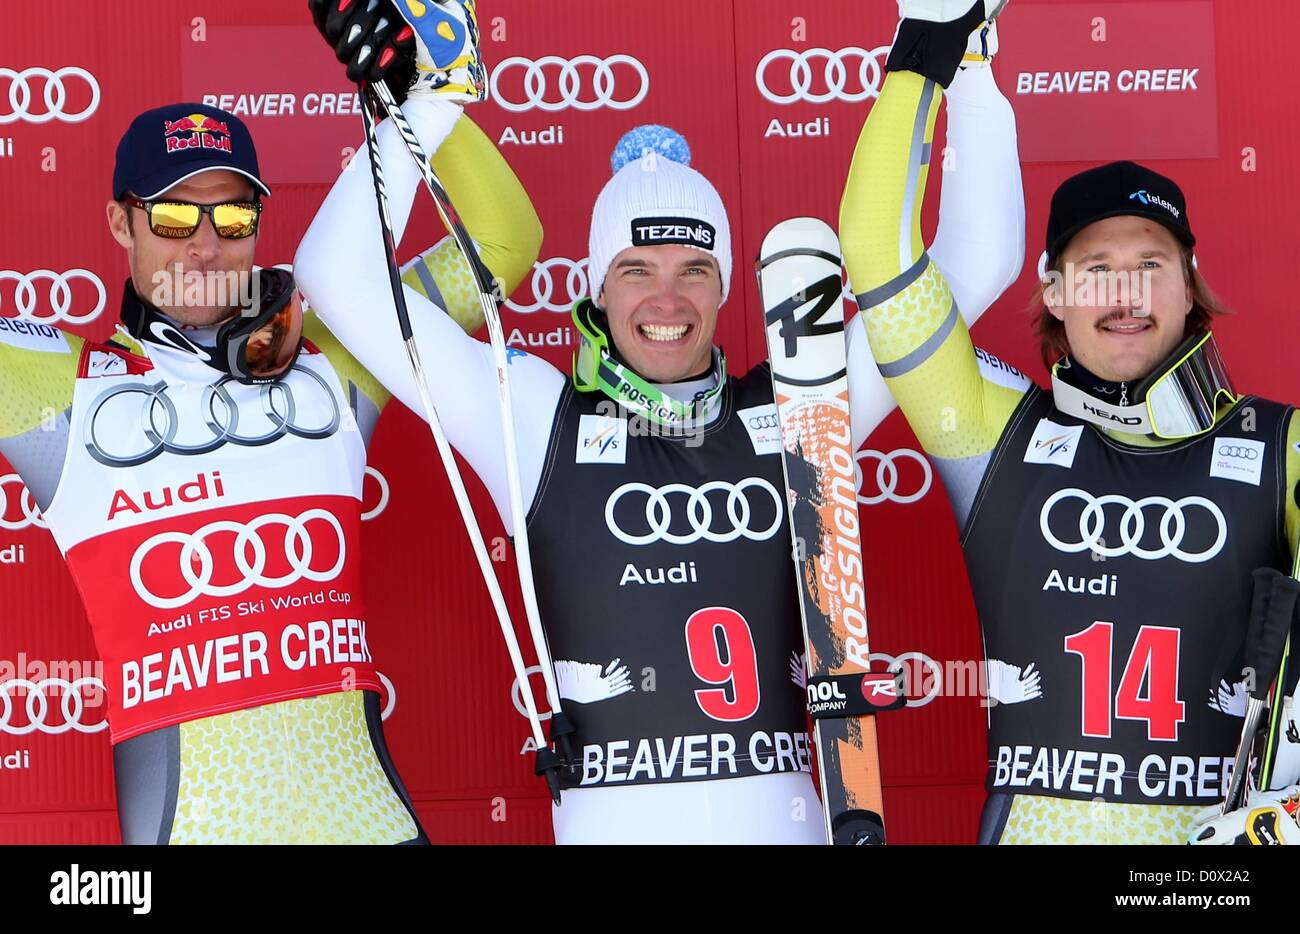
[759,217,905,845]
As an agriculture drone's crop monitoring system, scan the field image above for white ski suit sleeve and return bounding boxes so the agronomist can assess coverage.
[294,99,563,535]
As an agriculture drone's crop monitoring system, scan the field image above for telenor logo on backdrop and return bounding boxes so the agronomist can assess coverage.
[630,218,716,249]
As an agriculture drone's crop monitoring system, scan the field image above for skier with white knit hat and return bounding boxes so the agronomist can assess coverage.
[296,0,1025,843]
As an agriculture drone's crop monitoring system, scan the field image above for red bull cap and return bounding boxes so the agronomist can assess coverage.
[113,102,269,201]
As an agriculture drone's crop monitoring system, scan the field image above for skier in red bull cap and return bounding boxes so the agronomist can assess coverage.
[0,5,541,843]
[842,0,1300,844]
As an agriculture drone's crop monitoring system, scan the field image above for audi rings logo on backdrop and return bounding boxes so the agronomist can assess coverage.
[0,269,107,324]
[872,651,943,708]
[605,478,784,546]
[377,671,396,721]
[748,414,779,431]
[129,510,347,609]
[84,367,341,468]
[362,466,389,522]
[0,677,108,735]
[1,474,46,531]
[755,47,889,105]
[511,665,551,722]
[1218,445,1258,460]
[855,449,932,506]
[505,257,589,314]
[0,67,100,124]
[1039,489,1228,563]
[491,55,650,113]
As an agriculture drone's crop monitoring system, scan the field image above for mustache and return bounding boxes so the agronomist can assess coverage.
[1095,309,1153,329]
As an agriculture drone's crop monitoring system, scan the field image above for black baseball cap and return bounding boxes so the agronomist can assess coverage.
[1045,161,1194,263]
[112,102,270,201]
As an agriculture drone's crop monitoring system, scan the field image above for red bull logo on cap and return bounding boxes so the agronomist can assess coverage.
[163,113,233,154]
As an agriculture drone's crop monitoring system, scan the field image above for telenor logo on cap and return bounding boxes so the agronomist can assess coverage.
[1129,189,1180,219]
[163,113,233,155]
[630,217,716,249]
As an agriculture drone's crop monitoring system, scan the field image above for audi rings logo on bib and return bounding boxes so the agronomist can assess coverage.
[84,368,341,469]
[0,677,108,735]
[855,448,932,506]
[0,269,107,324]
[605,479,784,546]
[755,47,888,105]
[1039,488,1228,563]
[1,474,46,531]
[506,257,589,314]
[129,509,347,609]
[0,67,100,124]
[491,55,650,113]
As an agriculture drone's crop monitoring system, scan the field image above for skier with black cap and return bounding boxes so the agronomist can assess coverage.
[842,0,1300,844]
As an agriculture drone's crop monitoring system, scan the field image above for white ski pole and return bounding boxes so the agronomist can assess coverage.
[366,79,576,757]
[356,82,564,799]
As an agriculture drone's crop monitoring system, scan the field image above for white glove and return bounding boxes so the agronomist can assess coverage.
[1208,679,1250,717]
[554,658,634,705]
[985,659,1042,705]
[1187,786,1300,844]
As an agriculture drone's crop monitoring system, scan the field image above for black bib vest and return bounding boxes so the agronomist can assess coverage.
[963,388,1292,805]
[526,363,810,789]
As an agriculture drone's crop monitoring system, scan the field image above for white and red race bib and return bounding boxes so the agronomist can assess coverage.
[43,336,379,742]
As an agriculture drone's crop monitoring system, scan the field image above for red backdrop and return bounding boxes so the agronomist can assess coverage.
[0,0,1289,844]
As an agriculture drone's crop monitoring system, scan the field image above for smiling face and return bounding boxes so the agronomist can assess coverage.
[599,243,723,382]
[1046,215,1193,383]
[106,169,258,327]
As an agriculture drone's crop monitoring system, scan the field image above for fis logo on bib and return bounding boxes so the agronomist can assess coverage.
[577,414,627,464]
[1024,419,1083,469]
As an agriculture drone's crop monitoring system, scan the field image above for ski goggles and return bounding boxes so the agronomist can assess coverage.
[571,299,726,428]
[217,266,305,381]
[119,266,304,383]
[1052,331,1238,439]
[124,196,262,240]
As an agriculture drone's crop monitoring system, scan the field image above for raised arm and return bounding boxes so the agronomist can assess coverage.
[845,61,1027,455]
[294,97,560,533]
[840,11,1028,525]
